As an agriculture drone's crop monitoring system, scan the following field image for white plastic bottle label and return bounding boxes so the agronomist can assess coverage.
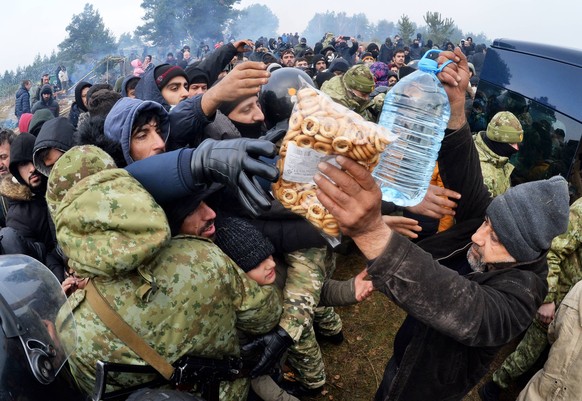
[282,142,339,184]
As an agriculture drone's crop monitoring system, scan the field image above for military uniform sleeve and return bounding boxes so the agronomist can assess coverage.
[545,199,582,304]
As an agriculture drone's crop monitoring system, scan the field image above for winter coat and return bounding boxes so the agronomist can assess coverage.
[48,146,282,399]
[473,132,514,197]
[370,123,548,401]
[517,280,582,401]
[0,175,56,262]
[31,85,60,117]
[68,102,83,128]
[544,197,582,305]
[167,95,215,150]
[15,85,31,118]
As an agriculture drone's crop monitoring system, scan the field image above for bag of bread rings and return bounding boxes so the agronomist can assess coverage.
[272,81,397,245]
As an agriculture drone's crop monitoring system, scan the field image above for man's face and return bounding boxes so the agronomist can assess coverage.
[388,76,398,86]
[315,60,327,72]
[130,117,166,161]
[247,255,277,285]
[25,82,32,90]
[43,148,64,173]
[467,217,515,272]
[0,142,10,175]
[295,60,308,68]
[393,52,405,67]
[17,161,42,188]
[81,87,90,108]
[179,201,217,238]
[42,93,51,102]
[42,75,49,84]
[281,52,295,67]
[161,76,188,106]
[227,96,264,125]
[188,83,208,98]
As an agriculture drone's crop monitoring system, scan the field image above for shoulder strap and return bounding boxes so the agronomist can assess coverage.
[84,280,175,381]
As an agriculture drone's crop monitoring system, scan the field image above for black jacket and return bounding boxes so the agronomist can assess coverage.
[369,123,548,401]
[15,85,31,118]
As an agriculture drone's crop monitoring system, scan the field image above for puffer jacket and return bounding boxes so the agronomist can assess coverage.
[473,132,514,197]
[48,146,281,400]
[15,85,31,118]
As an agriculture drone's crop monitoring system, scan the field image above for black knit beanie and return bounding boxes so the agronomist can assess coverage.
[486,175,570,262]
[185,65,209,85]
[154,64,188,90]
[214,217,275,272]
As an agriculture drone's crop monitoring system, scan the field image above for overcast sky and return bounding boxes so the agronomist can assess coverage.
[1,0,580,74]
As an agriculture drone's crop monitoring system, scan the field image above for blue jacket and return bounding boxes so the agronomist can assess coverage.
[15,85,31,118]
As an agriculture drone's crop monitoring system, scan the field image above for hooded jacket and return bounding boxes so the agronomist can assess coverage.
[104,97,170,165]
[371,123,549,401]
[47,146,281,398]
[31,84,60,117]
[32,117,75,176]
[68,81,92,128]
[29,109,55,137]
[134,67,170,111]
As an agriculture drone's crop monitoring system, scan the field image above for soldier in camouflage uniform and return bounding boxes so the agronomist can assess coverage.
[480,197,582,400]
[473,111,524,197]
[47,146,282,401]
[320,64,383,122]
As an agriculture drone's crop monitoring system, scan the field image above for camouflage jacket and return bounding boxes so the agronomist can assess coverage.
[545,197,582,305]
[473,132,514,197]
[48,146,282,400]
[320,75,380,122]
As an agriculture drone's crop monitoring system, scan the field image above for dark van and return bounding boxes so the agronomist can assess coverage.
[469,38,582,198]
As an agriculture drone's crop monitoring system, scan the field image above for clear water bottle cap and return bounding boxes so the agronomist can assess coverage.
[417,49,453,74]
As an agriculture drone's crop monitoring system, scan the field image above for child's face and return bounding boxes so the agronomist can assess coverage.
[247,255,276,286]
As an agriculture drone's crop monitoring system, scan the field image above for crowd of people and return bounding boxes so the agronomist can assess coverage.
[2,32,581,401]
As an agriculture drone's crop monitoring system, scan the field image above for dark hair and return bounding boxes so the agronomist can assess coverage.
[131,110,161,137]
[22,79,31,86]
[0,129,15,146]
[125,77,140,92]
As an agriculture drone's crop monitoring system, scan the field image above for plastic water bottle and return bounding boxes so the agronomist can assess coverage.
[372,50,451,206]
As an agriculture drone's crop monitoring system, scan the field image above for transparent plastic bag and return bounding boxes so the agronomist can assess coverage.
[272,81,396,246]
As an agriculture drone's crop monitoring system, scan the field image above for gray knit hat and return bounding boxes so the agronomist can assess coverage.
[214,217,275,272]
[486,175,570,262]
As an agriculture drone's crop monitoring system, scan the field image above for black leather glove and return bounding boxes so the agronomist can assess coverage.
[190,138,279,217]
[241,326,293,378]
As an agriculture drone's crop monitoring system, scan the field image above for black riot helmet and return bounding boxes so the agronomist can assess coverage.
[259,67,315,129]
[0,255,83,401]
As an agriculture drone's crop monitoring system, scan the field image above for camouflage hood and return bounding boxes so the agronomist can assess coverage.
[47,146,171,278]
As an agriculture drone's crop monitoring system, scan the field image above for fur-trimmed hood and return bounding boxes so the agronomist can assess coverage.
[0,175,33,201]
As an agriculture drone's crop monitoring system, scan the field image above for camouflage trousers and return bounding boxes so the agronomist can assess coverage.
[492,319,549,389]
[278,246,342,389]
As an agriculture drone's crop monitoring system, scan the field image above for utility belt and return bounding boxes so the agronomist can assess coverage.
[94,355,252,401]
